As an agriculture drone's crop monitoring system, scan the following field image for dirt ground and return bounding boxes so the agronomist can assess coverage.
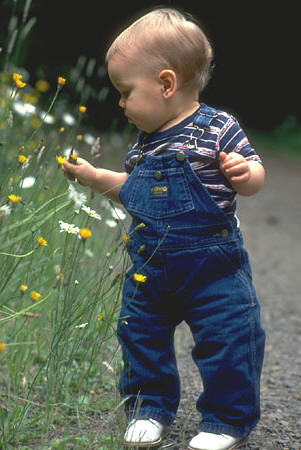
[168,150,301,449]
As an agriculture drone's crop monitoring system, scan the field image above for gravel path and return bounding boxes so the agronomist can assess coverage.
[167,151,301,449]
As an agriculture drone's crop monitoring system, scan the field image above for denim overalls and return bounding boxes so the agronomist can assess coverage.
[118,107,266,438]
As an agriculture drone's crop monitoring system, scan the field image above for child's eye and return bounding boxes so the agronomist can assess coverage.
[121,90,130,99]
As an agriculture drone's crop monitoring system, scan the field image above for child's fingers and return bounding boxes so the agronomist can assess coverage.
[225,162,247,175]
[62,160,78,181]
[230,171,250,183]
[221,153,244,170]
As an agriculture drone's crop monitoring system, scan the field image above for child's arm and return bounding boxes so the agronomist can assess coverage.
[219,152,265,196]
[62,158,128,203]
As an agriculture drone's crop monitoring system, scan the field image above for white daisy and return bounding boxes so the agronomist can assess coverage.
[81,204,102,220]
[105,219,118,228]
[12,101,36,117]
[110,206,126,221]
[100,198,111,210]
[0,204,12,216]
[59,220,79,234]
[40,111,55,124]
[68,184,87,209]
[20,176,35,188]
[75,322,88,329]
[83,133,96,146]
[62,112,76,126]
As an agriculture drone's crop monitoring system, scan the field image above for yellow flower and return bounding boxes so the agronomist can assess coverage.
[56,155,66,165]
[76,134,83,141]
[69,153,77,162]
[30,291,42,301]
[20,284,28,294]
[13,73,22,82]
[79,105,86,113]
[18,154,28,165]
[60,127,65,133]
[79,228,92,240]
[15,79,26,89]
[35,79,50,93]
[8,194,22,203]
[0,342,6,352]
[97,313,104,321]
[37,236,47,246]
[133,273,147,283]
[13,72,26,89]
[122,234,130,244]
[57,76,66,86]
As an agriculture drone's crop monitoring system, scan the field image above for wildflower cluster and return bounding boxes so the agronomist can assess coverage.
[59,220,92,241]
[0,3,142,445]
[0,17,128,439]
[19,284,42,302]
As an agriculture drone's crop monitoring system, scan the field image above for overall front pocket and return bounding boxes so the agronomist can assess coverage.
[126,167,195,219]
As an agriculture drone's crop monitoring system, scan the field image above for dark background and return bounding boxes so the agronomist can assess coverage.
[0,0,298,131]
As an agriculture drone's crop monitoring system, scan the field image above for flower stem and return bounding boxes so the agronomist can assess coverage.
[22,86,61,147]
[0,249,35,258]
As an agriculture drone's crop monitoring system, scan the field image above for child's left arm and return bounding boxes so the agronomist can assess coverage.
[219,151,265,196]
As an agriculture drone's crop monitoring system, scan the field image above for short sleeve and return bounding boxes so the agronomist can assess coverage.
[218,116,263,165]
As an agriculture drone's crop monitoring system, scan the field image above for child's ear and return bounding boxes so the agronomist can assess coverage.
[158,69,177,98]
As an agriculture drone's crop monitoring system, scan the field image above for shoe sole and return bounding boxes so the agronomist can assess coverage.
[187,437,248,450]
[123,437,162,448]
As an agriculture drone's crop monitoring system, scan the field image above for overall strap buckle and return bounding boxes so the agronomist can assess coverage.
[193,104,219,130]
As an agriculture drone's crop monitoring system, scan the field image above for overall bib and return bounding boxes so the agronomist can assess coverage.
[118,108,265,438]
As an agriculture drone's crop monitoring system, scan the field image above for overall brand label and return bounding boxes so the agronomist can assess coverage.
[150,186,168,198]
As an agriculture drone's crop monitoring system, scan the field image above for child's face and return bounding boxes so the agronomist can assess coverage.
[108,54,169,133]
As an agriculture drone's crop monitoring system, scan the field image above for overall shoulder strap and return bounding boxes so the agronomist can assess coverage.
[193,104,219,130]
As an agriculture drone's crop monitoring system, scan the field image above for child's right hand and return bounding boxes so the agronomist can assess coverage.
[62,157,97,187]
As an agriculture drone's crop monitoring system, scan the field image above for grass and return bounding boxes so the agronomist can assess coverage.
[0,5,137,447]
[0,81,130,446]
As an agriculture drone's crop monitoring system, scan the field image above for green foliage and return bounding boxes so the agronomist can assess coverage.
[0,3,132,447]
[250,115,301,158]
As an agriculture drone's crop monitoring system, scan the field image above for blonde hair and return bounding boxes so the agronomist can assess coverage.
[105,8,214,93]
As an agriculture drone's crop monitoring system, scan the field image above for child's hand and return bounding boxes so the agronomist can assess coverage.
[219,152,251,184]
[62,157,97,187]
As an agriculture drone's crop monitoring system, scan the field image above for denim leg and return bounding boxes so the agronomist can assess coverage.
[117,264,181,426]
[184,244,265,438]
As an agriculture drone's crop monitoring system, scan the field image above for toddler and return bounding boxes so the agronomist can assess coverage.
[63,8,266,450]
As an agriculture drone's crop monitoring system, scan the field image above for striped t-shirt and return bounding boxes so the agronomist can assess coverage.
[124,103,262,216]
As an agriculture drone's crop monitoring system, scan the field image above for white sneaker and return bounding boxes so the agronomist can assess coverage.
[124,418,163,447]
[188,431,247,450]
